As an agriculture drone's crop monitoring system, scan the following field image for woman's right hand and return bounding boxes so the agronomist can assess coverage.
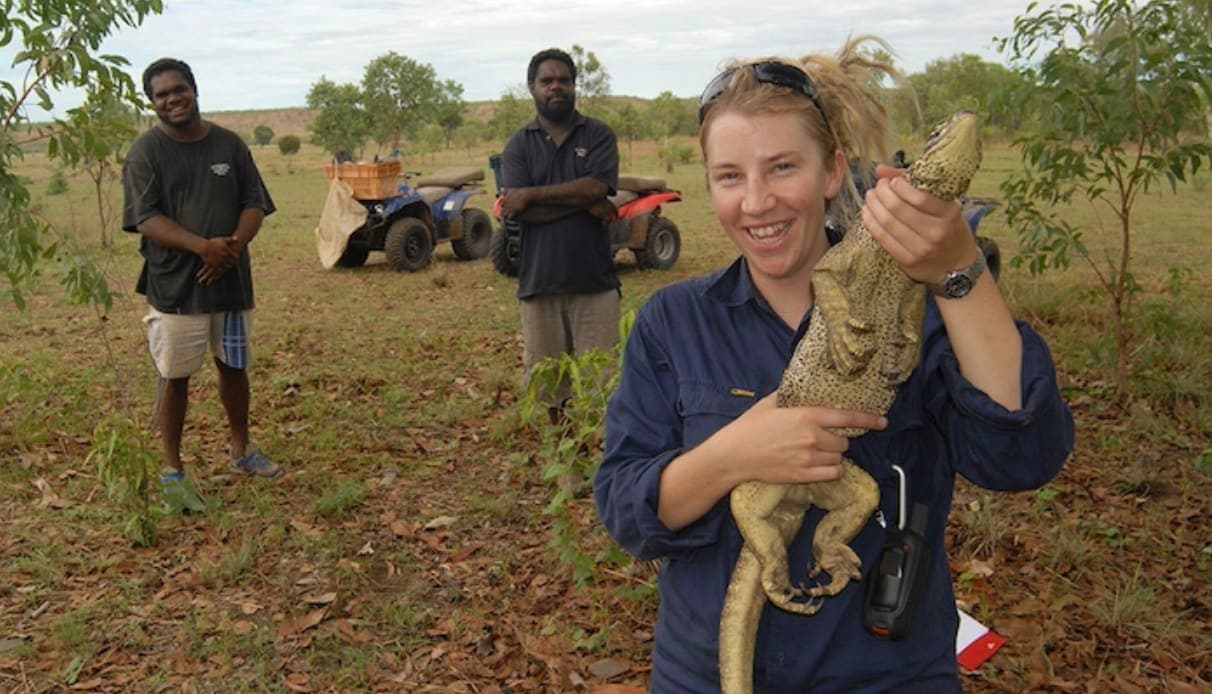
[714,393,886,485]
[657,393,885,530]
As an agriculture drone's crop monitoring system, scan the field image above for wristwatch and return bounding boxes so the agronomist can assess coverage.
[930,251,987,300]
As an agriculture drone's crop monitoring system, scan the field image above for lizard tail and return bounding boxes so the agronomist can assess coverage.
[719,548,763,694]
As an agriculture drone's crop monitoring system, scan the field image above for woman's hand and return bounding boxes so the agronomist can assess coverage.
[860,164,981,286]
[657,393,886,530]
[717,393,886,485]
[860,166,1024,410]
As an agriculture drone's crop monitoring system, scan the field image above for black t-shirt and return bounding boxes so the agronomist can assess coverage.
[122,123,275,313]
[501,113,620,300]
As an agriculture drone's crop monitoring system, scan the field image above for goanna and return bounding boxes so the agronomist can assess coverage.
[718,112,984,694]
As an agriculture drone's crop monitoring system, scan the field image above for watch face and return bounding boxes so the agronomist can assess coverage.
[944,273,974,298]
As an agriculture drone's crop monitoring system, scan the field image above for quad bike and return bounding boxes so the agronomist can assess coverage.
[334,165,493,272]
[486,154,684,277]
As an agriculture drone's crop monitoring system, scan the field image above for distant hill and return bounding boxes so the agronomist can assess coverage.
[207,107,318,139]
[206,95,676,141]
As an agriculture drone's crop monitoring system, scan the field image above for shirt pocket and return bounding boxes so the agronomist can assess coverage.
[676,381,759,451]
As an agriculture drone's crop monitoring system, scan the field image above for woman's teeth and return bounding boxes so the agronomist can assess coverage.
[748,222,788,240]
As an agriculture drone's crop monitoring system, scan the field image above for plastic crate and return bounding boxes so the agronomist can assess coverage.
[324,161,401,200]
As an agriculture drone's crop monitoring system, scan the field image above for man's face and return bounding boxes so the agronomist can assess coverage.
[529,59,576,122]
[148,70,200,128]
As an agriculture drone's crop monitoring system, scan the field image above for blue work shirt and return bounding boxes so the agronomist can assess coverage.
[595,257,1074,692]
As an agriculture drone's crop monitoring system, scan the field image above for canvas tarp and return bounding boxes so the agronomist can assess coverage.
[314,178,368,269]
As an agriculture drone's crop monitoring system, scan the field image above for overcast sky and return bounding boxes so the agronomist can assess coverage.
[4,0,1037,116]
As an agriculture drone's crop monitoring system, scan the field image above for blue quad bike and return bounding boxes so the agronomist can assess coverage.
[336,166,494,272]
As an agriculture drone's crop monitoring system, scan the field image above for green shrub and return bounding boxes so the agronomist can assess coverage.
[46,168,69,195]
[521,310,636,586]
[657,143,695,173]
[277,135,301,155]
[88,414,162,547]
[253,124,274,147]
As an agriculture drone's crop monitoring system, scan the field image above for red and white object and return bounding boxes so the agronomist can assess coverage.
[955,609,1006,670]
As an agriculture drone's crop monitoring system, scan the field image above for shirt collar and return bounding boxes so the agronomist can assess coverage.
[705,257,761,308]
[705,256,813,338]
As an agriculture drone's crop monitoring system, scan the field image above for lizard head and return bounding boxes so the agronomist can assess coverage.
[906,111,982,202]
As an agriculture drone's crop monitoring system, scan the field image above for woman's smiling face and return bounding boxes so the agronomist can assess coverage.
[704,109,844,290]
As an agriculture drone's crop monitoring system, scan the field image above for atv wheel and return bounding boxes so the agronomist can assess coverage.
[977,235,1001,282]
[385,217,433,272]
[633,216,681,270]
[490,223,520,277]
[452,208,493,260]
[336,243,370,268]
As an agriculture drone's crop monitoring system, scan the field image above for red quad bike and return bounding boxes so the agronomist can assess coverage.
[487,154,684,277]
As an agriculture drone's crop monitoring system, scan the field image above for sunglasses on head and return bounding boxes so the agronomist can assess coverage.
[697,61,829,127]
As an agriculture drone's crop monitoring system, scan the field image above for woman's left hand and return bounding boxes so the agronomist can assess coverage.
[860,164,981,285]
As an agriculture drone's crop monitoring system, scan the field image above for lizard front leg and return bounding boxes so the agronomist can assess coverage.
[880,283,927,384]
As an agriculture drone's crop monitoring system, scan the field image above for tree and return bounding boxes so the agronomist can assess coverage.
[489,88,533,142]
[455,121,486,154]
[417,123,444,163]
[65,89,141,248]
[253,124,274,146]
[996,0,1212,394]
[648,90,696,139]
[361,52,441,151]
[907,54,1026,137]
[277,135,301,155]
[570,44,611,117]
[605,102,645,166]
[2,0,164,309]
[434,79,465,149]
[306,77,370,156]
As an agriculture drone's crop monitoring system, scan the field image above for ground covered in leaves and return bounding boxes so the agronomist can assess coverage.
[3,140,1210,692]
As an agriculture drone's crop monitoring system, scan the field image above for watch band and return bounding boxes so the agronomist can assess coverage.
[930,251,987,300]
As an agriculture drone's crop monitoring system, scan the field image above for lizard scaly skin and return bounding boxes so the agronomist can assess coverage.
[718,112,984,693]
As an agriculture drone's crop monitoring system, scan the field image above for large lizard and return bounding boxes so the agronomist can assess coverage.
[718,112,984,693]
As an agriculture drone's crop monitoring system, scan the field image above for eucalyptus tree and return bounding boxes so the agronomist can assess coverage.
[361,52,441,151]
[1,0,164,308]
[997,0,1212,393]
[306,77,370,156]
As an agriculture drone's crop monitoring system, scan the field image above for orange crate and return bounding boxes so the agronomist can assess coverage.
[324,161,401,200]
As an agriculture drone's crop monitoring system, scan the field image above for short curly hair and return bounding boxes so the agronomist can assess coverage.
[142,57,197,99]
[526,48,576,85]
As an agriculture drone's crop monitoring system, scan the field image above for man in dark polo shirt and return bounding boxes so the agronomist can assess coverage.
[499,48,620,423]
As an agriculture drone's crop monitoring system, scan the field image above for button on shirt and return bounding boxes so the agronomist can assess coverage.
[595,258,1074,692]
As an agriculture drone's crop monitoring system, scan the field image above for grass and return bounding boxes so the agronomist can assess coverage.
[1,118,1211,690]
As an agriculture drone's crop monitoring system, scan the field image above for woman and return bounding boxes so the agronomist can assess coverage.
[594,37,1074,692]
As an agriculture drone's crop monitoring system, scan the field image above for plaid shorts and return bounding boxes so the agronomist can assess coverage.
[143,306,254,379]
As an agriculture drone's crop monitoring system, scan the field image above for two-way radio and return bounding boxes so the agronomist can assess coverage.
[862,464,932,640]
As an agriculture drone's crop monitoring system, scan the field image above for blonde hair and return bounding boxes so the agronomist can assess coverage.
[699,35,903,231]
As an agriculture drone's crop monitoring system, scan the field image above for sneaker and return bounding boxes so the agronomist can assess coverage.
[233,448,284,480]
[161,470,207,514]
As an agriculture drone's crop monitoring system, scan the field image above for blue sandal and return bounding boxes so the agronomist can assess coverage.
[234,448,284,480]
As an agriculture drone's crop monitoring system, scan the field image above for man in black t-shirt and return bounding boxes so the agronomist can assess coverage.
[500,48,620,423]
[122,58,282,510]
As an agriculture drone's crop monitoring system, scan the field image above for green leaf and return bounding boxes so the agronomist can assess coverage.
[1196,449,1212,474]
